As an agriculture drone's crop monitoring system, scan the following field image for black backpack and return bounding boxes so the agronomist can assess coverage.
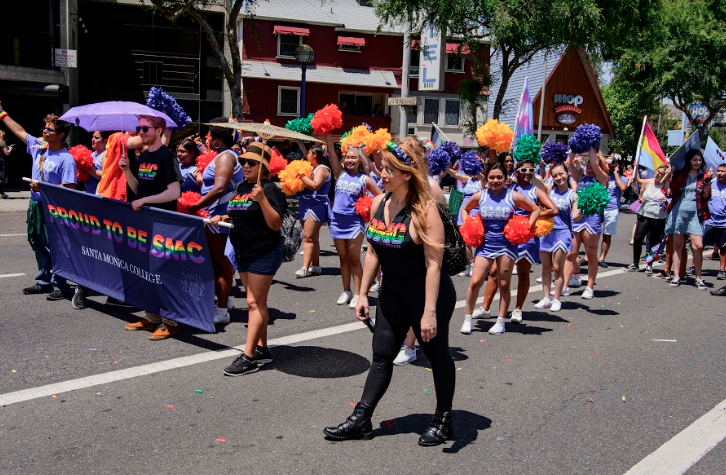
[436,202,468,276]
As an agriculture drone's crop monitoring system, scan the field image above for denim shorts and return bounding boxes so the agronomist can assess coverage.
[236,243,283,276]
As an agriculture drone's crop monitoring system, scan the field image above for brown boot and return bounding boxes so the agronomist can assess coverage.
[124,319,158,331]
[149,323,178,340]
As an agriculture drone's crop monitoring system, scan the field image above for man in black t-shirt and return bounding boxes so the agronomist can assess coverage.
[119,114,182,340]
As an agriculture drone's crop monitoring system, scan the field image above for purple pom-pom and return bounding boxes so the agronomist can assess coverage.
[146,86,192,131]
[427,148,451,176]
[568,124,601,154]
[541,142,569,164]
[440,141,462,162]
[460,151,483,176]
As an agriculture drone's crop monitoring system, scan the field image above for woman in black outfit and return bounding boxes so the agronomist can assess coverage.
[323,141,457,447]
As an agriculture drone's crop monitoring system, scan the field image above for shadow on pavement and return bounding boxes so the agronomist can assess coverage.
[273,345,370,378]
[373,410,491,453]
[475,321,554,335]
[518,311,569,323]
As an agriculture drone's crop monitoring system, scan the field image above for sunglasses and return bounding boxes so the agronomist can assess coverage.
[135,125,157,133]
[43,127,57,133]
[518,167,536,174]
[239,158,260,167]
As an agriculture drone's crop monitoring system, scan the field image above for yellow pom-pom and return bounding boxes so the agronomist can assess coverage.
[534,217,554,238]
[475,119,514,153]
[367,128,392,152]
[341,125,374,155]
[279,160,314,196]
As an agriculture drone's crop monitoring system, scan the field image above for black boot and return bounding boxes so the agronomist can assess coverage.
[323,402,374,440]
[418,410,454,446]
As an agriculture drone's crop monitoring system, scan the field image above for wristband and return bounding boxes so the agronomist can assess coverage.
[0,111,7,120]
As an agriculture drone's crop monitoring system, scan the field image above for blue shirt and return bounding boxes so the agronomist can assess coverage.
[707,181,726,228]
[26,135,77,201]
[605,173,622,211]
[84,150,105,195]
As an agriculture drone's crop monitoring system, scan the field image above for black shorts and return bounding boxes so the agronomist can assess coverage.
[703,225,726,248]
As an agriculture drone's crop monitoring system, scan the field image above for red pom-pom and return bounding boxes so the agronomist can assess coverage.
[311,104,343,135]
[503,215,535,245]
[196,150,216,171]
[69,145,95,181]
[459,214,485,247]
[354,195,373,222]
[268,147,287,176]
[176,191,207,218]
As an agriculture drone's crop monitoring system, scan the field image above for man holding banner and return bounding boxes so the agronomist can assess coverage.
[0,103,77,300]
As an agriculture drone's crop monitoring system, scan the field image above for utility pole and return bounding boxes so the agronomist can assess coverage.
[399,25,411,140]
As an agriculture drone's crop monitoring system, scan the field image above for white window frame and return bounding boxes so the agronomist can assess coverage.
[277,34,302,59]
[445,53,465,73]
[422,98,441,126]
[278,86,301,116]
[444,99,461,126]
[338,43,363,53]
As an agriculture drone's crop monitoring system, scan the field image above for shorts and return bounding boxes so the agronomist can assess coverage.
[236,243,283,276]
[602,209,619,235]
[703,225,726,248]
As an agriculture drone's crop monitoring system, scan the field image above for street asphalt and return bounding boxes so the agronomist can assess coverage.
[0,206,724,475]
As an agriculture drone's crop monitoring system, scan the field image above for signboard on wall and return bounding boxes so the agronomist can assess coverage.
[418,23,445,92]
[388,97,421,106]
[54,49,77,68]
[553,93,583,124]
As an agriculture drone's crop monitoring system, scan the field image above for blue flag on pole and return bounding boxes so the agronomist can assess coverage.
[431,122,449,148]
[668,130,701,172]
[513,77,534,151]
[704,136,726,172]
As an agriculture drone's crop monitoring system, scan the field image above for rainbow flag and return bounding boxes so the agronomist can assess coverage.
[638,120,668,171]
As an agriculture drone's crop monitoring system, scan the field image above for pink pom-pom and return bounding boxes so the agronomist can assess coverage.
[69,145,95,181]
[176,191,207,218]
[311,104,344,135]
[354,195,373,222]
[459,214,485,247]
[503,215,535,245]
[196,150,216,171]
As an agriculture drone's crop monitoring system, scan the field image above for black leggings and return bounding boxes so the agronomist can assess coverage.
[361,273,457,412]
[633,215,666,264]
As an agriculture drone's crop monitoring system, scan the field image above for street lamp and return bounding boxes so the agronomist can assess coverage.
[294,44,315,117]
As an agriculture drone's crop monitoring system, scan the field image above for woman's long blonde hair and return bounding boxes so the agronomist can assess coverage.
[380,141,441,247]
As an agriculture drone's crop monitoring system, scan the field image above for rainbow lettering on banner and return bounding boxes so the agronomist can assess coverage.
[138,162,158,180]
[366,217,406,248]
[227,193,253,211]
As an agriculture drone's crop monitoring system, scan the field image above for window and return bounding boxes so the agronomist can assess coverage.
[409,51,420,77]
[445,53,464,73]
[339,43,362,52]
[555,134,569,144]
[424,99,440,125]
[277,34,301,59]
[444,100,460,126]
[278,86,300,116]
[339,92,387,116]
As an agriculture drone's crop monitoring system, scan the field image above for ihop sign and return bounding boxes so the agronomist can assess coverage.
[553,94,583,124]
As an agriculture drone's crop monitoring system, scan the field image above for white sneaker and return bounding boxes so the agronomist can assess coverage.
[308,265,322,276]
[511,309,523,323]
[460,315,473,334]
[562,287,570,296]
[582,287,594,299]
[569,275,582,287]
[534,298,552,309]
[337,291,353,305]
[371,282,381,293]
[299,249,304,255]
[472,307,491,318]
[348,295,359,309]
[295,267,311,278]
[550,299,562,312]
[512,266,518,275]
[458,265,471,277]
[489,318,506,335]
[393,345,417,365]
[214,307,230,325]
[536,276,542,283]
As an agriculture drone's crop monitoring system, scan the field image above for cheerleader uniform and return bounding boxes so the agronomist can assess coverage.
[457,178,483,226]
[85,150,106,195]
[475,188,518,260]
[540,187,576,253]
[201,151,244,235]
[330,172,368,239]
[512,183,540,264]
[298,164,332,222]
[180,164,199,193]
[572,175,602,235]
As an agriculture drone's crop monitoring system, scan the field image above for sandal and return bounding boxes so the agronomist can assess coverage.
[653,271,671,279]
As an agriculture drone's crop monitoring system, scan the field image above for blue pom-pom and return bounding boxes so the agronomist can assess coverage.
[460,151,483,176]
[146,86,192,130]
[568,124,601,154]
[427,148,451,176]
[541,142,569,164]
[440,141,462,162]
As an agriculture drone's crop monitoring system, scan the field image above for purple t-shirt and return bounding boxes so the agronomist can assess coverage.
[605,173,622,211]
[26,135,77,201]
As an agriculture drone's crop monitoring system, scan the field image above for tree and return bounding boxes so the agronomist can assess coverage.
[375,0,657,126]
[146,0,257,119]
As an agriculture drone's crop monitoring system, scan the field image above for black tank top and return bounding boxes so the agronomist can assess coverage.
[366,193,426,279]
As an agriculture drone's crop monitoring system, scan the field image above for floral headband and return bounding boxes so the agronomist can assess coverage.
[386,142,417,167]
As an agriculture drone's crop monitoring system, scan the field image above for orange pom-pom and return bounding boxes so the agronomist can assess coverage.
[311,104,344,135]
[503,215,535,245]
[367,128,392,153]
[341,125,374,155]
[534,217,554,238]
[176,191,208,218]
[459,214,485,247]
[278,160,313,196]
[268,147,287,176]
[196,150,216,171]
[354,195,373,222]
[69,145,94,181]
[475,119,514,153]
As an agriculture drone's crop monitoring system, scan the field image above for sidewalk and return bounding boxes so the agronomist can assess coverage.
[0,191,30,213]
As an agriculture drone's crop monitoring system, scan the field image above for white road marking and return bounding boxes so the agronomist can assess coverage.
[0,233,26,237]
[0,268,631,407]
[652,339,677,342]
[0,273,26,279]
[623,397,726,475]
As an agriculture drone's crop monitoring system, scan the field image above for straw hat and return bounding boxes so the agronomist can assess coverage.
[240,142,272,170]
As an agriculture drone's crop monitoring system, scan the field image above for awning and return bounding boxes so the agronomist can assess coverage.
[338,36,366,47]
[242,61,398,88]
[445,43,470,55]
[273,25,310,36]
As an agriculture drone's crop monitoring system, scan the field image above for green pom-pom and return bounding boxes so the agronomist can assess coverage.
[513,135,542,165]
[577,182,610,216]
[285,113,314,136]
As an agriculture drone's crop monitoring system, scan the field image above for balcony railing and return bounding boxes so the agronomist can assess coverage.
[108,51,200,96]
[0,29,54,69]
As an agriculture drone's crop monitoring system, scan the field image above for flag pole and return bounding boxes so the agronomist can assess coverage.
[634,115,647,167]
[537,57,547,141]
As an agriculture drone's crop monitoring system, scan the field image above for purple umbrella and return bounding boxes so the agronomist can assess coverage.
[59,101,177,131]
